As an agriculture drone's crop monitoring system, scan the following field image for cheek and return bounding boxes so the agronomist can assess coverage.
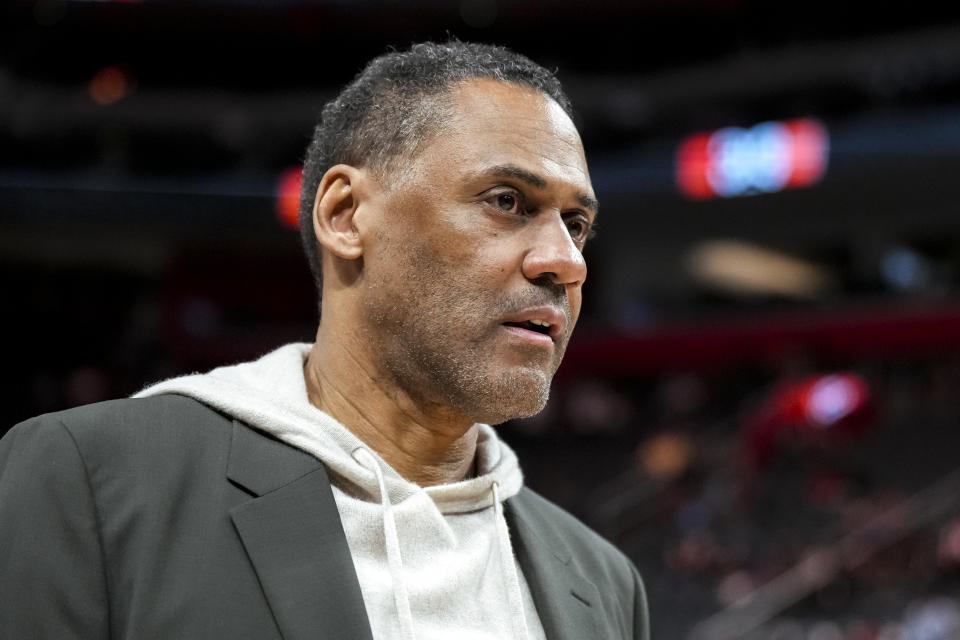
[424,226,513,285]
[567,286,584,325]
[470,232,527,272]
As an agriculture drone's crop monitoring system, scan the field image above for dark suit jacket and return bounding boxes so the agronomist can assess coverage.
[0,394,648,639]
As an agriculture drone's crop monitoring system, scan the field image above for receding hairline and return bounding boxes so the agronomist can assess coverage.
[371,77,581,181]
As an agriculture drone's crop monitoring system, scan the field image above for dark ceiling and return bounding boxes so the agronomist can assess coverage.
[4,0,960,321]
[4,1,960,171]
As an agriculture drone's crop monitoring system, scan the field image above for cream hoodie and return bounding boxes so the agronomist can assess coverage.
[134,343,546,640]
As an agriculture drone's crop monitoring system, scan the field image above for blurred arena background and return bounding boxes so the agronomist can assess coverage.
[4,1,960,638]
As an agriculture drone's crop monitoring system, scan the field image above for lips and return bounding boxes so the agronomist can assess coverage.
[500,306,567,340]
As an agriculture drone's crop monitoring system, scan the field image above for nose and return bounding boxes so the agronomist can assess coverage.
[521,213,588,287]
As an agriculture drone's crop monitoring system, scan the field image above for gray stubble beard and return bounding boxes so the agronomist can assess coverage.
[365,291,560,426]
[362,277,568,425]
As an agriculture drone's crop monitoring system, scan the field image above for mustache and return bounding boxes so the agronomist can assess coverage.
[496,279,570,321]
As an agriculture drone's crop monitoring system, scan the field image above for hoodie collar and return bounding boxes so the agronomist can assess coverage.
[134,343,525,511]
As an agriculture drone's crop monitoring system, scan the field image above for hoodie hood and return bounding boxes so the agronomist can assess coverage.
[132,342,524,512]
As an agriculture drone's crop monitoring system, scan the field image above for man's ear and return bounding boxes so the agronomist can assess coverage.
[311,164,371,260]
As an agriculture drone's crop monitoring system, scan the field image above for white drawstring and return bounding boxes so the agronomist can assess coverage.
[351,449,531,640]
[491,481,531,640]
[353,447,416,640]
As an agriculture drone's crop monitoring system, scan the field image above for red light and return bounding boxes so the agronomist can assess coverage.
[88,66,132,106]
[785,119,829,188]
[276,166,303,230]
[675,133,713,200]
[743,372,873,470]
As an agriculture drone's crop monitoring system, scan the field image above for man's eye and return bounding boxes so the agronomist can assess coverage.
[489,192,522,214]
[566,217,592,243]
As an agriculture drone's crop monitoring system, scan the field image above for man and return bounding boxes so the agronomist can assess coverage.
[0,41,649,639]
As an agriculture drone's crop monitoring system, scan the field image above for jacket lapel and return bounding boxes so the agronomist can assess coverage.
[226,421,373,640]
[507,493,604,640]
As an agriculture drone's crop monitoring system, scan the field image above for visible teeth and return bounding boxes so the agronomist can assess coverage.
[530,319,551,327]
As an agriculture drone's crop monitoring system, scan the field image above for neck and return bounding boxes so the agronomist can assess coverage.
[304,326,480,487]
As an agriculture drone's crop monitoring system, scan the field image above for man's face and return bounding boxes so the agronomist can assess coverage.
[358,78,596,425]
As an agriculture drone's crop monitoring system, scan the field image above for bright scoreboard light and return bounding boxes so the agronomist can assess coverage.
[675,118,829,200]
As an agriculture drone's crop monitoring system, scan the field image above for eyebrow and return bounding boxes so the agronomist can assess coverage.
[484,164,600,215]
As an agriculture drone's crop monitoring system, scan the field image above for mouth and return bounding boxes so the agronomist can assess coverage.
[500,306,567,343]
[503,319,554,337]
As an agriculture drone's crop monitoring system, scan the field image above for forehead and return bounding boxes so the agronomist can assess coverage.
[418,79,593,198]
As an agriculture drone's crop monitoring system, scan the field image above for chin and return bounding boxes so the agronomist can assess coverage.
[468,366,552,425]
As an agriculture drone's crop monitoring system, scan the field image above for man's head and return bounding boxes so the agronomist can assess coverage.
[298,41,574,290]
[304,42,596,426]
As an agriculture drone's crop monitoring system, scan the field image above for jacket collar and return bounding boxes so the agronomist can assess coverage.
[226,420,374,640]
[507,491,605,640]
[225,420,602,640]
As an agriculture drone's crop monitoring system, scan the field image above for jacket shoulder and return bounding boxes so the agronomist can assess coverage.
[4,394,234,477]
[47,393,228,431]
[38,393,227,440]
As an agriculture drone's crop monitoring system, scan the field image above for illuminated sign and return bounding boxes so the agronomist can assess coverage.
[676,118,828,200]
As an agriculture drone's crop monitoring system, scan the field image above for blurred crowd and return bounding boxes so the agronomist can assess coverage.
[508,353,960,639]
